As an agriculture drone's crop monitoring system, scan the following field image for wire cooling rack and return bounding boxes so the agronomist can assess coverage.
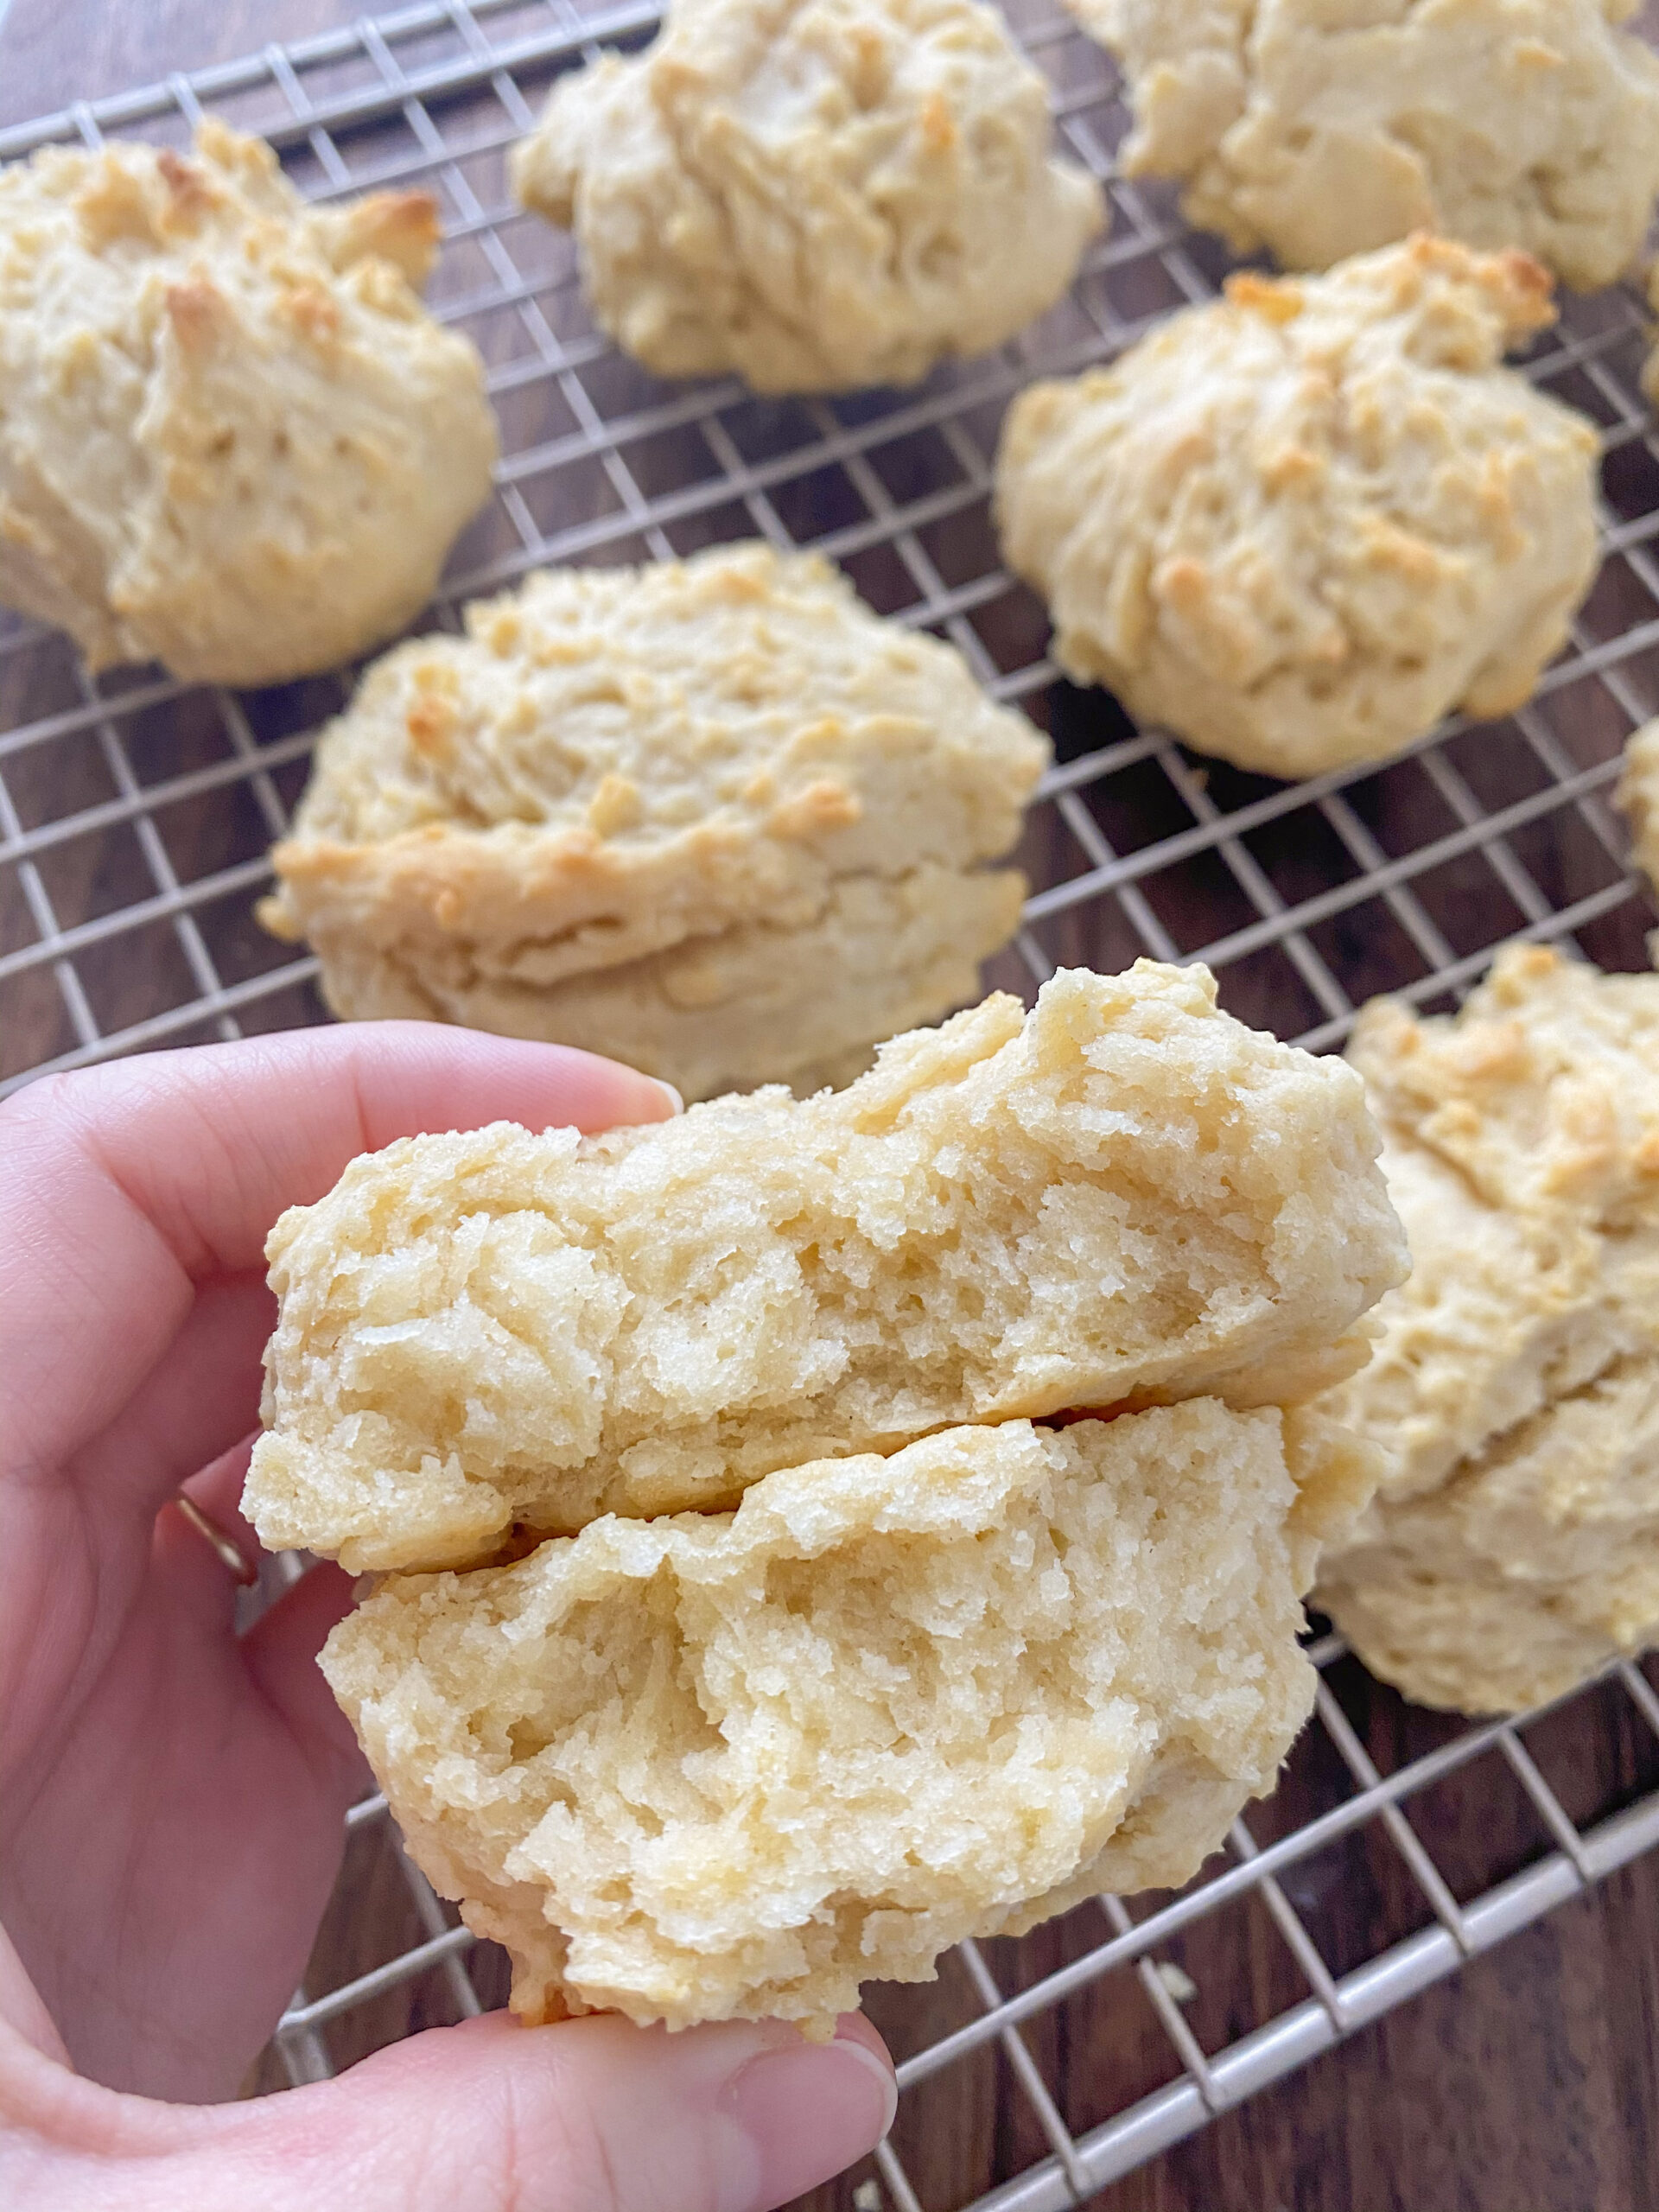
[4,2,1659,2204]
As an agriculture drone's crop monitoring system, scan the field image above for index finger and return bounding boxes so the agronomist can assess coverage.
[0,1024,677,1486]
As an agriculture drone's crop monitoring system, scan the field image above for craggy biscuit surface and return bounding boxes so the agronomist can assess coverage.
[994,237,1600,779]
[245,962,1407,1571]
[1072,0,1659,287]
[261,544,1046,1033]
[1316,945,1659,1713]
[0,120,497,685]
[321,1402,1377,2033]
[305,859,1027,1102]
[510,0,1103,392]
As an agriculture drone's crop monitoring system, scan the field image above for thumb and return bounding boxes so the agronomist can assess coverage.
[219,2009,897,2212]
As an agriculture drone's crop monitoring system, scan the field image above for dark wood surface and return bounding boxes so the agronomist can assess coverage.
[3,4,1659,2209]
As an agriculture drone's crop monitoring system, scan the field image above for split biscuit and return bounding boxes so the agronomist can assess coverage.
[1071,0,1659,288]
[244,961,1408,1572]
[0,119,497,685]
[1315,944,1659,1713]
[994,236,1601,779]
[321,1401,1380,2034]
[510,0,1104,393]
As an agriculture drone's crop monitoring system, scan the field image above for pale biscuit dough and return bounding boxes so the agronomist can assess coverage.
[1315,944,1659,1713]
[0,120,497,686]
[244,961,1408,1571]
[509,0,1104,393]
[304,859,1027,1102]
[261,541,1047,987]
[321,1401,1380,2033]
[994,236,1601,779]
[1071,0,1659,288]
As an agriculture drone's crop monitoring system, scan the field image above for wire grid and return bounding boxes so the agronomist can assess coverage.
[3,1,1659,2202]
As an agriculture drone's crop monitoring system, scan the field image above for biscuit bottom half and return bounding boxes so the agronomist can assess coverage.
[321,1402,1376,2035]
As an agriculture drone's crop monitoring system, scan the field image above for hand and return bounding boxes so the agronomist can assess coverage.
[0,1025,896,2211]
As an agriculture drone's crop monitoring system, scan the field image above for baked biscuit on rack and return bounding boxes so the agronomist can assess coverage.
[1069,0,1659,288]
[509,0,1104,392]
[1315,944,1659,1714]
[244,961,1408,1572]
[993,235,1601,780]
[260,541,1048,1099]
[310,860,1026,1106]
[0,120,497,686]
[321,1400,1377,2033]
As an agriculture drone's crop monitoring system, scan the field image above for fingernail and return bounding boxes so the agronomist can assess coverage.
[715,2027,896,2212]
[650,1078,685,1116]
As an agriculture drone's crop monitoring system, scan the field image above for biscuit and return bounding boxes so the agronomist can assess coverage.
[262,543,1047,978]
[1615,716,1659,891]
[244,961,1408,1571]
[304,859,1027,1102]
[1071,0,1659,288]
[0,120,497,686]
[510,0,1104,393]
[994,236,1601,779]
[1314,944,1659,1713]
[320,1401,1380,2033]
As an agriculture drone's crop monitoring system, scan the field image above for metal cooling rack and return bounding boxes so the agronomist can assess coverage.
[4,2,1659,2204]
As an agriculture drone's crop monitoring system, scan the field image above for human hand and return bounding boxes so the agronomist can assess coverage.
[0,1024,896,2210]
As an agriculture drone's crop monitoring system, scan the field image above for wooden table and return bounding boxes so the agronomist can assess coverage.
[3,4,1658,2207]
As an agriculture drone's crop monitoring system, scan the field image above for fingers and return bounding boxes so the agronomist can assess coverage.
[86,1277,273,1522]
[3,2010,894,2212]
[0,1025,678,1484]
[225,2010,896,2212]
[240,1560,369,1798]
[13,1023,680,1277]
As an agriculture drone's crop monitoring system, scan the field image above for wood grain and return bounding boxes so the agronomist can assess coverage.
[3,6,1658,2209]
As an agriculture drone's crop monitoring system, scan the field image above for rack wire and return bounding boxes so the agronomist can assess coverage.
[3,2,1659,2202]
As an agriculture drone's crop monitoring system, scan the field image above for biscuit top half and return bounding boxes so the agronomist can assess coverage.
[244,960,1408,1573]
[261,542,1050,981]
